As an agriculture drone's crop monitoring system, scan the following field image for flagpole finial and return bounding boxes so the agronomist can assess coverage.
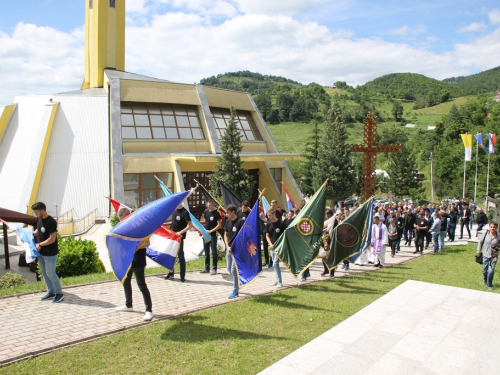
[258,188,267,199]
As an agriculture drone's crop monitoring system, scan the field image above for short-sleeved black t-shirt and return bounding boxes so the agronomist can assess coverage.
[224,217,243,246]
[203,209,221,235]
[36,216,58,256]
[266,220,284,245]
[237,209,251,222]
[170,207,191,239]
[416,218,429,235]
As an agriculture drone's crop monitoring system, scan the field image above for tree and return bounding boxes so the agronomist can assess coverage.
[391,101,404,121]
[208,106,255,201]
[386,144,423,198]
[299,115,322,195]
[254,92,272,121]
[312,95,356,204]
[276,92,294,120]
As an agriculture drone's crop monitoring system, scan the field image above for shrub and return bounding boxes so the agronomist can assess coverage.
[56,235,105,278]
[0,272,26,289]
[110,213,120,227]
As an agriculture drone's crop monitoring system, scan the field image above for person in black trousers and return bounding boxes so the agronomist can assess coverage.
[447,205,458,241]
[165,203,193,282]
[115,208,153,321]
[459,203,471,239]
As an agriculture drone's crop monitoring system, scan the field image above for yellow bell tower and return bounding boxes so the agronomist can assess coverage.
[82,0,125,89]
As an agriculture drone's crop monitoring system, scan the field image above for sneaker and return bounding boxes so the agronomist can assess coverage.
[210,269,217,275]
[276,282,283,288]
[228,292,238,299]
[300,277,307,282]
[321,271,328,276]
[143,311,154,321]
[115,305,133,312]
[52,294,64,303]
[488,287,493,291]
[200,269,209,273]
[268,263,273,268]
[180,278,185,282]
[341,264,346,270]
[262,262,268,267]
[329,273,335,278]
[164,272,174,280]
[41,293,55,301]
[272,281,278,286]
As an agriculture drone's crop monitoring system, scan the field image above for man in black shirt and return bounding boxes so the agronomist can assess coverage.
[266,209,284,288]
[32,202,64,303]
[459,203,471,239]
[224,204,243,299]
[413,213,429,254]
[447,205,459,241]
[475,207,488,237]
[201,199,222,275]
[237,200,251,221]
[165,203,193,282]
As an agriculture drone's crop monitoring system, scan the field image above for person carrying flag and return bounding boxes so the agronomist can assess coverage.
[115,207,154,321]
[201,199,222,275]
[224,204,244,299]
[266,209,284,288]
[237,200,251,221]
[165,203,193,282]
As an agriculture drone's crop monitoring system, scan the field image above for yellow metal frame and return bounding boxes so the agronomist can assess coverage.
[0,105,16,143]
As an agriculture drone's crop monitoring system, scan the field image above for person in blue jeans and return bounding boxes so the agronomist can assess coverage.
[32,202,64,303]
[201,199,222,275]
[224,205,243,299]
[477,221,500,291]
[266,209,283,288]
[429,212,441,253]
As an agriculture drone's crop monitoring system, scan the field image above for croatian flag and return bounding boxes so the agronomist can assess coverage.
[106,197,132,215]
[146,225,181,272]
[14,227,40,264]
[486,133,496,154]
[280,181,296,211]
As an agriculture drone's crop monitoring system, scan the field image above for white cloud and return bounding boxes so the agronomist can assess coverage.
[1,10,500,104]
[233,0,331,15]
[458,22,487,33]
[390,24,427,36]
[489,9,500,25]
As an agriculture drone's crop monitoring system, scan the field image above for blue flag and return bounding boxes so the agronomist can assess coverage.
[475,133,489,154]
[231,199,262,287]
[106,190,190,282]
[261,195,270,213]
[156,176,211,244]
[15,227,40,264]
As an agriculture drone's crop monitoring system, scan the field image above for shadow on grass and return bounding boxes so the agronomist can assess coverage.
[160,315,285,342]
[253,293,332,311]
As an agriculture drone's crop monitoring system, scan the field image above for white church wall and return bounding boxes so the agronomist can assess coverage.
[36,94,110,218]
[0,95,53,213]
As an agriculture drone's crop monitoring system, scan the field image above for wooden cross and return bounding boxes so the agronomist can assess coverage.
[349,113,402,201]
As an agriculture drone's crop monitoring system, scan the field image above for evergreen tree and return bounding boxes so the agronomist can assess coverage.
[312,96,356,203]
[254,92,272,121]
[386,144,422,198]
[208,106,255,201]
[299,115,322,194]
[391,101,404,121]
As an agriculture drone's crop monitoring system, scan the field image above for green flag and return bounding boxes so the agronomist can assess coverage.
[323,198,374,270]
[274,180,328,277]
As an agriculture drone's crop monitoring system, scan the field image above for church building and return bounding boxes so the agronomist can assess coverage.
[0,0,301,223]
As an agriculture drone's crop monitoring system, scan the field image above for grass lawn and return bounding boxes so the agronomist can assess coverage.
[0,244,489,375]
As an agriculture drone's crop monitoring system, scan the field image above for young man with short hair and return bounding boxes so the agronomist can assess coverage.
[201,199,222,275]
[237,200,251,221]
[414,213,429,254]
[224,204,243,299]
[32,202,64,303]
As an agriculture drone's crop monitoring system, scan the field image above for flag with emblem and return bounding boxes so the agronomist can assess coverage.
[274,180,328,277]
[231,199,262,287]
[106,196,132,215]
[323,198,374,270]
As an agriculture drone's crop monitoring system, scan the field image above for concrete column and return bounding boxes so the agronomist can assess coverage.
[109,78,125,204]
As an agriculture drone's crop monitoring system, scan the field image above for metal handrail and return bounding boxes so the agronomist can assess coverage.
[58,209,98,236]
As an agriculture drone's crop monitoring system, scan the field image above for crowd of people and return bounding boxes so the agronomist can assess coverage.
[30,194,497,322]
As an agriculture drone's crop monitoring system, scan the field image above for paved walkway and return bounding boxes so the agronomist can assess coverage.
[0,236,474,365]
[259,280,500,375]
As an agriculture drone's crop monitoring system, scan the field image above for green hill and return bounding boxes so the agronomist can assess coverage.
[443,66,500,94]
[356,72,465,102]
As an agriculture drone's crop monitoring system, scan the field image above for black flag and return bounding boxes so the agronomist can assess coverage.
[218,180,243,208]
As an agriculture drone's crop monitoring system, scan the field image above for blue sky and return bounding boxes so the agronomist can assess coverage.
[1,0,499,103]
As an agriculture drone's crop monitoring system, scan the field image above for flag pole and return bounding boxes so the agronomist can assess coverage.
[486,153,491,198]
[462,157,466,199]
[474,140,478,203]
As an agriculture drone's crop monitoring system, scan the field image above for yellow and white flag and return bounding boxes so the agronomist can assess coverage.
[461,134,472,161]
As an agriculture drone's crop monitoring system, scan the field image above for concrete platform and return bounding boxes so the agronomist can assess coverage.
[259,280,500,375]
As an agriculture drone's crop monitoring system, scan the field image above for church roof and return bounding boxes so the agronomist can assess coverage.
[104,69,173,83]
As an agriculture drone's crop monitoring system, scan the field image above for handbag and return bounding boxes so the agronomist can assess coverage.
[475,253,483,264]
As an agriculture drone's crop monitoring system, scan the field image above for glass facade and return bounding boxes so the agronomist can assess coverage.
[210,107,263,141]
[123,172,174,208]
[121,102,204,140]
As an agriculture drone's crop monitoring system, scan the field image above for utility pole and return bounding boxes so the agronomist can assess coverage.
[430,152,434,203]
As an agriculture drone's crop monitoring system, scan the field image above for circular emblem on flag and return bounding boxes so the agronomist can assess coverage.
[297,218,314,236]
[336,223,359,247]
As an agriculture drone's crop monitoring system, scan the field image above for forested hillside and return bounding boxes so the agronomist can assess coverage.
[443,66,500,94]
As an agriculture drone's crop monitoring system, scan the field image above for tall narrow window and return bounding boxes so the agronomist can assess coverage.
[89,0,93,9]
[109,0,116,8]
